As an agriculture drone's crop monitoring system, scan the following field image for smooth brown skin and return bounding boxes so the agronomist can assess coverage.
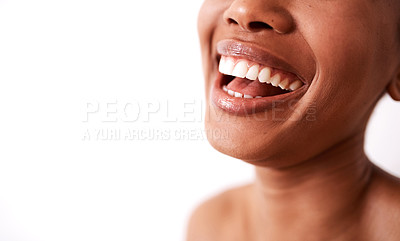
[187,0,400,240]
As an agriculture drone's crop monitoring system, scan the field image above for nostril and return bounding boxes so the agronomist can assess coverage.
[227,18,239,25]
[248,21,273,31]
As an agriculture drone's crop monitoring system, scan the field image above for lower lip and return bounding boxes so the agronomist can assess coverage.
[211,73,308,116]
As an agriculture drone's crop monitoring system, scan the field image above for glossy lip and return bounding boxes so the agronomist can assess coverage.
[211,39,311,116]
[211,73,308,116]
[217,39,310,84]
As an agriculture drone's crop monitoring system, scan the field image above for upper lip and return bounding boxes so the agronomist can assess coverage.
[216,39,308,83]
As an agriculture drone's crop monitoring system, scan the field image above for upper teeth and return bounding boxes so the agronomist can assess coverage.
[219,56,304,91]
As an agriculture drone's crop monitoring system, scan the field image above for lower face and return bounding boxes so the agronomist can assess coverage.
[198,0,400,167]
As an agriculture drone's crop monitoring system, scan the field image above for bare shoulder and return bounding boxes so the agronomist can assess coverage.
[362,166,400,240]
[185,183,253,241]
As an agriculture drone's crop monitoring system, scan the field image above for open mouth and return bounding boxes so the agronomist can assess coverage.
[210,40,310,115]
[219,56,304,99]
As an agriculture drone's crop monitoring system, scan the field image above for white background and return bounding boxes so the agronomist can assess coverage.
[0,0,399,240]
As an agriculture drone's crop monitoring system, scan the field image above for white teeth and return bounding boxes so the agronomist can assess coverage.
[219,56,235,75]
[234,92,243,98]
[218,57,226,74]
[269,74,281,87]
[289,80,303,91]
[222,85,254,98]
[219,56,305,92]
[246,65,259,80]
[258,67,271,83]
[279,78,290,90]
[255,96,262,98]
[232,61,248,78]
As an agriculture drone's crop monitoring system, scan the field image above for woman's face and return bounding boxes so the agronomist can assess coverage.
[198,0,400,166]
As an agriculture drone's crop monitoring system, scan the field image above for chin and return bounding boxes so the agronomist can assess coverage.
[204,108,293,166]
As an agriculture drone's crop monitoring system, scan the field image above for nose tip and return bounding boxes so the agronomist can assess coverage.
[223,1,294,34]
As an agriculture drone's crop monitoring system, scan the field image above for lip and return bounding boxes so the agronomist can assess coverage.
[217,39,309,84]
[211,73,307,116]
[211,39,310,116]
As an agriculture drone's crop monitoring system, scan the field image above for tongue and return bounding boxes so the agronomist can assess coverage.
[227,77,287,97]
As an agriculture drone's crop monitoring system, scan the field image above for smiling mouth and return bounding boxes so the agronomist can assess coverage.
[211,40,310,115]
[219,56,304,98]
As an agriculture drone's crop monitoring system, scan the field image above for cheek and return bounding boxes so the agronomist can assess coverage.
[299,8,393,126]
[198,0,230,98]
[197,0,225,52]
[303,1,398,97]
[197,2,211,48]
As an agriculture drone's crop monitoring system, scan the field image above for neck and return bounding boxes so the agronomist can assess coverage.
[250,133,372,240]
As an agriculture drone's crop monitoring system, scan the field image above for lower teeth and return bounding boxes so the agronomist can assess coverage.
[223,85,262,99]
